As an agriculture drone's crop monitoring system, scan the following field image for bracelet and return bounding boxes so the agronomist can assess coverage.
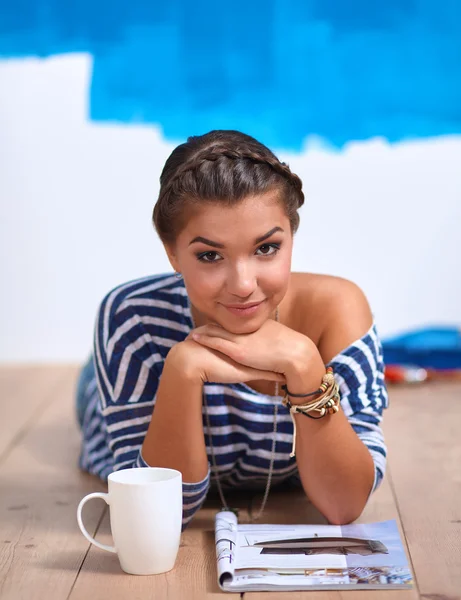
[281,367,335,399]
[280,385,321,398]
[281,367,340,457]
[283,381,340,417]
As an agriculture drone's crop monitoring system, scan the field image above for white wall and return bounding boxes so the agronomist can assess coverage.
[1,54,460,362]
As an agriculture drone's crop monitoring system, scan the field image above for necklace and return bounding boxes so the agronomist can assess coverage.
[191,305,280,522]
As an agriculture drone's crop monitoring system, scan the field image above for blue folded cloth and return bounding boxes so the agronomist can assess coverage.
[382,326,461,369]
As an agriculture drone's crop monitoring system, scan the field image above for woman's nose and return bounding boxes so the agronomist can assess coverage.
[226,264,257,298]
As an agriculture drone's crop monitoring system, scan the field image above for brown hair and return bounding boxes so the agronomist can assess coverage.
[152,130,305,245]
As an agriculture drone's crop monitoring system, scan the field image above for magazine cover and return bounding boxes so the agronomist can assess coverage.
[215,511,413,592]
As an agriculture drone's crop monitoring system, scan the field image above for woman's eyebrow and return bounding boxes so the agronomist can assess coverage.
[189,227,284,248]
[255,226,284,244]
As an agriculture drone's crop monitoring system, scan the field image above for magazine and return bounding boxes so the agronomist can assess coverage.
[215,511,413,592]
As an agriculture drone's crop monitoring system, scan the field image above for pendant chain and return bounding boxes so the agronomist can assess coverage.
[195,305,280,522]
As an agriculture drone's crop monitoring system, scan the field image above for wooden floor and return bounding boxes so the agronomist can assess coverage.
[0,366,460,600]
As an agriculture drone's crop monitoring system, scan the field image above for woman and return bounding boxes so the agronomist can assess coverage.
[76,130,388,529]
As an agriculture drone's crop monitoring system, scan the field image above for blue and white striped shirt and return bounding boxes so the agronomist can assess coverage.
[78,273,388,528]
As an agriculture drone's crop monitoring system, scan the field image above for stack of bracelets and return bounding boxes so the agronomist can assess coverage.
[281,367,340,457]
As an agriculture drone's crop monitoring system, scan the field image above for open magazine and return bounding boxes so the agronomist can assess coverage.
[215,511,413,592]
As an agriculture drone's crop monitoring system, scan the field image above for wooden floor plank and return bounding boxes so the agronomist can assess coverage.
[384,382,461,600]
[69,490,250,600]
[243,471,418,600]
[0,366,69,463]
[0,366,106,600]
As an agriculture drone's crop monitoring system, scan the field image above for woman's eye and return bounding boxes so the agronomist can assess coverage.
[256,243,280,256]
[197,251,221,262]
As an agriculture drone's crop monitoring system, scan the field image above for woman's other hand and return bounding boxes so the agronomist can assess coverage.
[187,319,312,377]
[167,338,286,385]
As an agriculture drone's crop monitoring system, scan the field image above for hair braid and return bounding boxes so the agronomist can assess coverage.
[154,130,304,244]
[159,144,304,207]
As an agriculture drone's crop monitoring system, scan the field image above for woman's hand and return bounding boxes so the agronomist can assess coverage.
[187,319,312,376]
[168,338,286,385]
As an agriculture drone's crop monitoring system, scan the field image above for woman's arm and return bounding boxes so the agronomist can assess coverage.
[284,346,376,525]
[141,343,209,482]
[284,281,387,525]
[140,343,212,529]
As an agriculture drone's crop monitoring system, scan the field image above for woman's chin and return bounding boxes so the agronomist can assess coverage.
[214,313,271,334]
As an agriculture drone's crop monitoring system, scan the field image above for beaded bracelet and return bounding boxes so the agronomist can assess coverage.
[282,380,340,418]
[281,367,340,457]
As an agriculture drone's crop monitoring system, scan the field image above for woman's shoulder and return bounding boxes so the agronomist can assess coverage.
[289,272,374,364]
[289,271,370,330]
[291,270,364,294]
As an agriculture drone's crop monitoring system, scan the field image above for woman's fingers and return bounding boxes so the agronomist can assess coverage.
[211,347,284,381]
[242,367,286,382]
[191,333,240,360]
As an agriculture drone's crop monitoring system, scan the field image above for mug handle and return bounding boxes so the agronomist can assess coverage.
[77,493,117,553]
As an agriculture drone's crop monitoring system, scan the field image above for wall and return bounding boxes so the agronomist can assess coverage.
[1,2,460,361]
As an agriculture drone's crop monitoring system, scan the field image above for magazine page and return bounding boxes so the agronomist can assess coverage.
[215,517,413,592]
[214,511,238,587]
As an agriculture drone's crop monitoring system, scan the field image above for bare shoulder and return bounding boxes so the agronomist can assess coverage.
[289,272,373,363]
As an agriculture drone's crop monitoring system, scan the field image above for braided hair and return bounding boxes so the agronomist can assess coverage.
[153,130,304,245]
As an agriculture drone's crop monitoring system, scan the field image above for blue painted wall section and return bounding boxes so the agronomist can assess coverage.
[0,0,460,150]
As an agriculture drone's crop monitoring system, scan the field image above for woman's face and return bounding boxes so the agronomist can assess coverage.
[166,192,293,333]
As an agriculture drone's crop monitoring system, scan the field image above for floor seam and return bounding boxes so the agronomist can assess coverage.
[66,505,108,600]
[387,464,421,599]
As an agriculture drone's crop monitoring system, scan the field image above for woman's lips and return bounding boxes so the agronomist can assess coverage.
[221,300,265,317]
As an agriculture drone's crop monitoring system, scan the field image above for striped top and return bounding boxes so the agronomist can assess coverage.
[78,273,388,529]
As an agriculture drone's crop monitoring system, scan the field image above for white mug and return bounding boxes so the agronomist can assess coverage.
[77,467,182,575]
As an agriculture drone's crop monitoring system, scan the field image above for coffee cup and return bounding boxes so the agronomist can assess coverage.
[77,467,182,575]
